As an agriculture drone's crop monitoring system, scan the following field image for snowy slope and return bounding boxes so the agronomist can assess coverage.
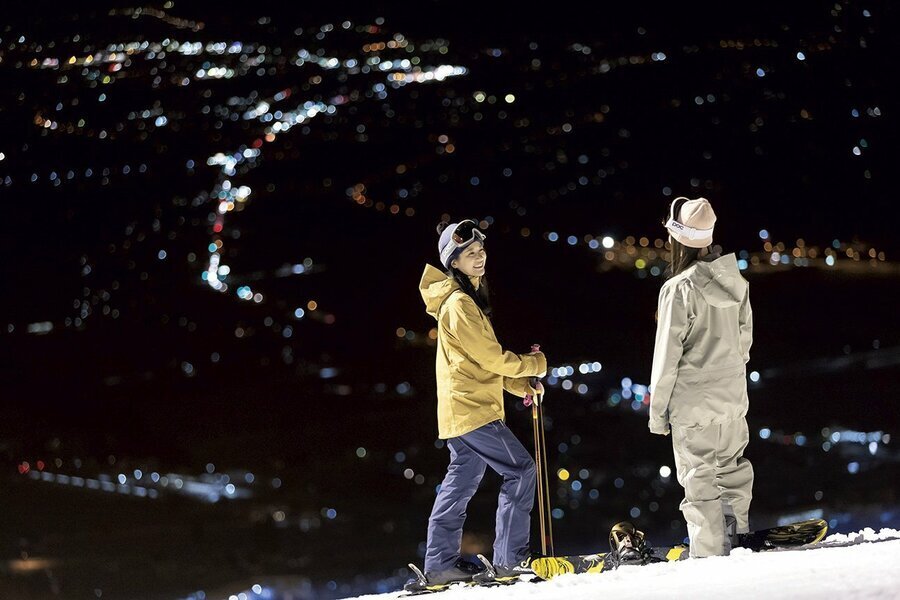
[350,529,900,600]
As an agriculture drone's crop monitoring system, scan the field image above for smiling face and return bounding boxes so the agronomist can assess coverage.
[451,241,486,278]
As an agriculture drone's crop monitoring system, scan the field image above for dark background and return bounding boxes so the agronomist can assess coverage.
[1,1,898,598]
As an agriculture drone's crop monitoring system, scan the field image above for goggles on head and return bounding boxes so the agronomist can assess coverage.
[441,219,486,268]
[664,198,713,241]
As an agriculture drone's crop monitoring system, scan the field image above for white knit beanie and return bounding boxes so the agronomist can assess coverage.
[665,197,716,248]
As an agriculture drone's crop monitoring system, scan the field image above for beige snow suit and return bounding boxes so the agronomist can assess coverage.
[649,253,754,557]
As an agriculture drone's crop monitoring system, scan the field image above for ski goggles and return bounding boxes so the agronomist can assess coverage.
[663,198,713,241]
[440,219,486,268]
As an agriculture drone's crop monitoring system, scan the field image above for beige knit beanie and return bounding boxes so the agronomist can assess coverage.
[665,197,716,248]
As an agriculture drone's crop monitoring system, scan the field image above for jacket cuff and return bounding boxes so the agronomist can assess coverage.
[648,417,669,435]
[529,352,548,377]
[504,377,540,399]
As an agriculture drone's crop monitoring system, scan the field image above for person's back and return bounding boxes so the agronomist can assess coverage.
[649,197,755,559]
[661,253,752,430]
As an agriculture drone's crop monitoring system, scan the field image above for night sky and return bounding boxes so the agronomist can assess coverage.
[2,2,898,599]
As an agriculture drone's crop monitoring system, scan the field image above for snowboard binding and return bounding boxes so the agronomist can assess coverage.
[608,521,652,566]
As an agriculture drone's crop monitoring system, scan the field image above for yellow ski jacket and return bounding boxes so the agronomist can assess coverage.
[419,265,547,439]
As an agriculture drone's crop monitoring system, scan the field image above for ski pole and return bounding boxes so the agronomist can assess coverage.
[526,378,546,555]
[536,374,554,556]
[524,344,553,556]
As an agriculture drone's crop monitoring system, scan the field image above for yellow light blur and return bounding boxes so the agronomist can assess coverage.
[7,558,58,574]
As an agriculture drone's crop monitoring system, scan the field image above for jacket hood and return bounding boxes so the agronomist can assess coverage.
[691,253,747,308]
[420,264,457,318]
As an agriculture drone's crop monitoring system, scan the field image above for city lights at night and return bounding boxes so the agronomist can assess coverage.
[2,2,898,599]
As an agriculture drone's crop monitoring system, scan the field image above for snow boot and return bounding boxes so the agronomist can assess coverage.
[725,510,739,554]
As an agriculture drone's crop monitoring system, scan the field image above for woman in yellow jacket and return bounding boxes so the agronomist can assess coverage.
[407,219,547,591]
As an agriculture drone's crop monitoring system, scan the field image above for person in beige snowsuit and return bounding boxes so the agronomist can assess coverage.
[649,197,754,557]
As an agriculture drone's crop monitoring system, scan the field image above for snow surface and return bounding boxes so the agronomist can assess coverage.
[350,529,900,600]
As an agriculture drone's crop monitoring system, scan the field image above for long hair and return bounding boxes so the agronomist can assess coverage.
[437,220,493,317]
[449,267,492,318]
[665,238,702,279]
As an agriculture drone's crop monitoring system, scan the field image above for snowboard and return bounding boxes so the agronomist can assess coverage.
[530,545,685,580]
[531,518,828,580]
[736,517,829,551]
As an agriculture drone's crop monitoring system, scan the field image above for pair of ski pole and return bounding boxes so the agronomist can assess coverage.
[524,343,554,557]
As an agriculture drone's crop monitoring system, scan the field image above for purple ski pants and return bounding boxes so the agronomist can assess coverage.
[424,420,536,573]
